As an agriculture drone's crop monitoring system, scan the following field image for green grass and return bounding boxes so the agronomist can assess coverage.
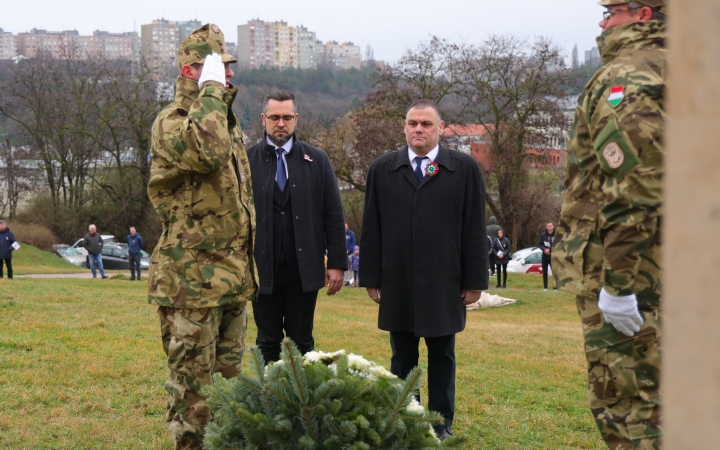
[9,244,87,275]
[0,274,604,449]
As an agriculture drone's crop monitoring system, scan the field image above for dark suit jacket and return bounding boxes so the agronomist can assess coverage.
[248,134,347,294]
[359,145,488,337]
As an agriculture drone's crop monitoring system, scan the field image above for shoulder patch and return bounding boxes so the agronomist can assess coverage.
[607,86,625,108]
[602,142,624,169]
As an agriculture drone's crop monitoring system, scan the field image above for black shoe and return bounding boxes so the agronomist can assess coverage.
[130,277,135,281]
[434,426,453,441]
[495,284,501,288]
[102,276,109,279]
[502,284,507,288]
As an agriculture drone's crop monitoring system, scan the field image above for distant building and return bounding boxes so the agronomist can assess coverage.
[572,44,579,69]
[0,28,17,60]
[297,25,316,69]
[237,19,275,69]
[584,47,601,66]
[141,19,201,69]
[316,41,361,70]
[225,41,237,60]
[87,30,140,60]
[16,29,84,59]
[273,21,298,69]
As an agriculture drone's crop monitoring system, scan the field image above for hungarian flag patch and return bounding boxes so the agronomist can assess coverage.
[607,86,625,108]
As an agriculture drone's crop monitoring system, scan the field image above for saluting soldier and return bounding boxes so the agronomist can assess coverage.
[146,23,258,450]
[552,1,666,448]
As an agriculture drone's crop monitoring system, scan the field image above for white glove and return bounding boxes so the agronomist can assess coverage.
[198,53,226,86]
[497,251,504,258]
[598,288,644,337]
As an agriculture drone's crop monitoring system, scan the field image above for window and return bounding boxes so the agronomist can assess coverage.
[525,252,542,264]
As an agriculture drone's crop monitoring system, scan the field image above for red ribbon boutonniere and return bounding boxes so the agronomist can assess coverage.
[424,161,440,177]
[304,154,313,162]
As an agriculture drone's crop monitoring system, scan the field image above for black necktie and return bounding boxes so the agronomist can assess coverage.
[414,156,427,184]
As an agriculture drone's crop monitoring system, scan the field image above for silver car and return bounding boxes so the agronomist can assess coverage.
[52,244,87,267]
[71,235,119,256]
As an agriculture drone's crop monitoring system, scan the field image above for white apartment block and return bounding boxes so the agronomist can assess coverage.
[0,28,17,60]
[273,21,298,69]
[141,19,201,69]
[297,26,316,70]
[237,20,275,69]
[316,41,362,70]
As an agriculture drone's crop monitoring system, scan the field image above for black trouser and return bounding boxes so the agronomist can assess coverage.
[252,262,319,363]
[390,332,456,428]
[542,254,552,289]
[129,253,142,280]
[495,263,507,286]
[0,258,12,278]
[489,254,494,275]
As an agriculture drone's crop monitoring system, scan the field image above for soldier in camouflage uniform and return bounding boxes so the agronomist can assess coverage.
[552,1,666,449]
[147,23,258,450]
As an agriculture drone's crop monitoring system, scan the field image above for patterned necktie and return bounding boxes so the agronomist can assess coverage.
[276,148,287,190]
[414,156,427,184]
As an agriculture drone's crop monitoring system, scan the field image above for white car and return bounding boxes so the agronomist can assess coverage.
[71,235,119,255]
[506,247,552,275]
[52,244,87,267]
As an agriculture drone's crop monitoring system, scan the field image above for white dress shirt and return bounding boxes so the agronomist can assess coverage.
[267,136,294,181]
[408,145,439,174]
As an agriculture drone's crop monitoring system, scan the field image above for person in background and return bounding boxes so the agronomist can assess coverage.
[83,224,108,279]
[126,226,144,281]
[538,222,556,291]
[350,245,360,287]
[0,220,16,279]
[344,223,356,286]
[492,229,511,289]
[486,216,501,276]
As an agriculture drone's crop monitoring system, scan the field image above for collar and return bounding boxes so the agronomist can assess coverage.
[173,76,239,111]
[408,145,439,163]
[597,21,666,65]
[390,145,456,172]
[266,135,294,154]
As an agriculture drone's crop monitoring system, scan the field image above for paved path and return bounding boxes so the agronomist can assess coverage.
[15,272,137,279]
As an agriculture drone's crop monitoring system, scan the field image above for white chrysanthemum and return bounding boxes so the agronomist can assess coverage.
[303,351,322,363]
[347,353,372,371]
[406,398,424,413]
[368,365,397,380]
[428,424,440,443]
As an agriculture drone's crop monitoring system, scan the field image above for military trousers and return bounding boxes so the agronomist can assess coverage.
[158,302,248,450]
[576,295,662,450]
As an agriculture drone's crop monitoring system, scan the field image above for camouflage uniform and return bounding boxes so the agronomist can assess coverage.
[147,23,258,450]
[552,19,666,449]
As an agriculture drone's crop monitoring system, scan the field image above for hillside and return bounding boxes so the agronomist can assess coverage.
[8,244,87,275]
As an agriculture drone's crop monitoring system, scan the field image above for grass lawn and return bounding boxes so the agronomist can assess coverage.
[0,274,604,449]
[9,244,87,275]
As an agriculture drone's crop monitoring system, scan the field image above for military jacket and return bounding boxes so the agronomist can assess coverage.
[553,22,666,309]
[147,76,258,308]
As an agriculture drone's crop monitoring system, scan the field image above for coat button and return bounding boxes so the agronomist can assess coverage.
[292,184,296,188]
[295,216,299,219]
[298,248,302,252]
[281,212,284,215]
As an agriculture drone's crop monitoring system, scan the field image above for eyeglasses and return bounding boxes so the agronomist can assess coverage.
[602,7,631,20]
[265,115,296,123]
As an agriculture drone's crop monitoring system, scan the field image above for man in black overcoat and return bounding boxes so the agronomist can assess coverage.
[247,89,347,363]
[359,99,488,440]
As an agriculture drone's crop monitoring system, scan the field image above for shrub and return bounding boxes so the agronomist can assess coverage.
[204,339,463,450]
[5,221,59,252]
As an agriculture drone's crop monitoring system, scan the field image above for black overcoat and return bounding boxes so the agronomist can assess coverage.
[247,134,347,295]
[359,145,488,337]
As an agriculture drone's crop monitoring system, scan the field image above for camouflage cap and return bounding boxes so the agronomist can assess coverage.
[176,23,237,73]
[598,0,667,15]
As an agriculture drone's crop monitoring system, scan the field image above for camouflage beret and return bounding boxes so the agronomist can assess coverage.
[598,0,667,15]
[177,23,237,73]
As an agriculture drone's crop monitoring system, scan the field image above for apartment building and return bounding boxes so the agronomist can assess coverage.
[16,29,85,59]
[237,19,275,69]
[297,26,316,70]
[316,41,362,70]
[141,19,201,68]
[273,21,298,69]
[0,28,17,60]
[86,31,139,60]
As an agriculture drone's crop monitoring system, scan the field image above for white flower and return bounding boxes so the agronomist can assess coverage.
[347,353,372,371]
[368,365,397,380]
[406,398,424,413]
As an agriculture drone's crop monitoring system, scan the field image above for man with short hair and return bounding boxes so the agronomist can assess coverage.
[247,89,346,364]
[360,99,487,440]
[0,220,16,279]
[538,222,556,291]
[147,23,258,449]
[126,226,144,281]
[552,1,666,448]
[83,224,108,279]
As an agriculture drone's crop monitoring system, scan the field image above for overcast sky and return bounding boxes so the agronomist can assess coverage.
[3,0,605,64]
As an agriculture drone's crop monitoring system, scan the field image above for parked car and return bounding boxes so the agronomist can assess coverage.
[116,243,151,269]
[52,244,87,267]
[71,235,119,255]
[84,244,150,271]
[506,247,553,275]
